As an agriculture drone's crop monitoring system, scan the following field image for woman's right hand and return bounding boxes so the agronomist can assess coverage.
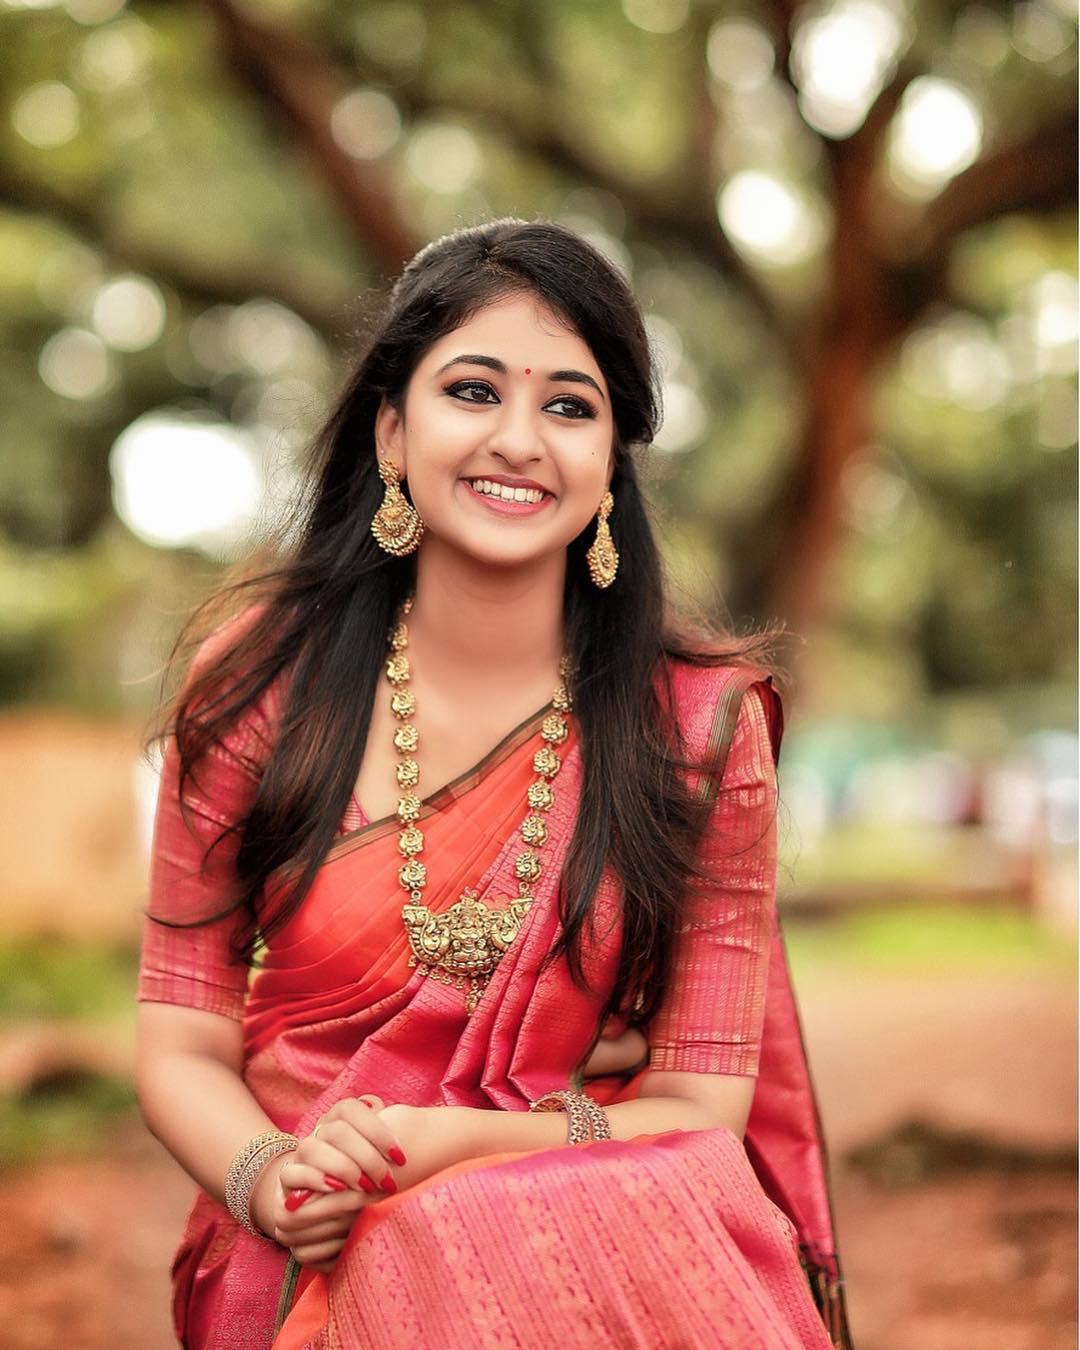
[581,1020,649,1079]
[250,1093,407,1271]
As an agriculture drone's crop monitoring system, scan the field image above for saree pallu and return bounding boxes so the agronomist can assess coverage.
[138,651,852,1349]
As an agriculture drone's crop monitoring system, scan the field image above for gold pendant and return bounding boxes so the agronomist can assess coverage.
[402,888,534,1015]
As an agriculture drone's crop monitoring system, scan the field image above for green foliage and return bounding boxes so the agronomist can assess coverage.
[0,1073,136,1172]
[0,939,138,1020]
[783,902,1077,977]
[0,0,1074,716]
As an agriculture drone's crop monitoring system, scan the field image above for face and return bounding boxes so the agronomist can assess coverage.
[374,291,616,573]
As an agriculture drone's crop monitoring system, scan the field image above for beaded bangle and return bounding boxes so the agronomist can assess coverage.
[224,1130,300,1237]
[528,1089,612,1145]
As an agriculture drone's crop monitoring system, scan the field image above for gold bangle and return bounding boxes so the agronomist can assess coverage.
[224,1130,300,1238]
[528,1090,611,1145]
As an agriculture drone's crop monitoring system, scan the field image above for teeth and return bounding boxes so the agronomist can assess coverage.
[469,479,545,504]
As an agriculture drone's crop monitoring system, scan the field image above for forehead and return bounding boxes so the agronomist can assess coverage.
[422,293,605,381]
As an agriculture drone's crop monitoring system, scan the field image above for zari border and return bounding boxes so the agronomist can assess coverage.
[698,667,855,1350]
[273,1255,302,1337]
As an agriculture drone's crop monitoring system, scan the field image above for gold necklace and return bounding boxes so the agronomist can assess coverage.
[385,593,572,1015]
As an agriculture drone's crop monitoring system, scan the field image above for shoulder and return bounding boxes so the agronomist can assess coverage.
[659,654,784,767]
[187,603,269,682]
[181,602,285,760]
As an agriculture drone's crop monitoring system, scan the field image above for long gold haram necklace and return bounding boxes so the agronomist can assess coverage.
[385,594,573,1016]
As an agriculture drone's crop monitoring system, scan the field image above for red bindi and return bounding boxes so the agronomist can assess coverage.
[524,367,531,375]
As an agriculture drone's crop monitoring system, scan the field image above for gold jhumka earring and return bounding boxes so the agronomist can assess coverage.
[585,490,618,588]
[370,457,424,556]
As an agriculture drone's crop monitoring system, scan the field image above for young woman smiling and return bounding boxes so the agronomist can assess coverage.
[135,218,851,1349]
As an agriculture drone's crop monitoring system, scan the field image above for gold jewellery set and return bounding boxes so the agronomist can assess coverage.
[384,593,571,1015]
[368,456,616,1148]
[369,455,619,589]
[381,602,613,1145]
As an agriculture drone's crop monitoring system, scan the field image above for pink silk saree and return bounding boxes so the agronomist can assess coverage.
[138,650,852,1349]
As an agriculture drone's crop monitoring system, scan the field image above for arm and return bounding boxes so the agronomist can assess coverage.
[135,647,405,1265]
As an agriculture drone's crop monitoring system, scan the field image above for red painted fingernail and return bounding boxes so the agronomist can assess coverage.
[357,1172,377,1194]
[323,1175,348,1192]
[388,1147,407,1166]
[380,1172,397,1194]
[284,1189,312,1211]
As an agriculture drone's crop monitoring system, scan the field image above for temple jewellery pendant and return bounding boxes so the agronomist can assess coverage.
[386,594,573,1016]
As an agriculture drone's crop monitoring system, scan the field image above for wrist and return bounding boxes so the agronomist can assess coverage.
[464,1103,566,1158]
[248,1149,294,1239]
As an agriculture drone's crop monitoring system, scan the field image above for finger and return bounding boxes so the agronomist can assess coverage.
[305,1121,400,1189]
[330,1098,408,1169]
[286,1137,391,1194]
[278,1155,370,1199]
[290,1238,348,1267]
[354,1093,384,1111]
[281,1215,355,1245]
[276,1192,367,1238]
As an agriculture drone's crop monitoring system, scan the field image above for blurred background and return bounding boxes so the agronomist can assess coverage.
[0,0,1075,1346]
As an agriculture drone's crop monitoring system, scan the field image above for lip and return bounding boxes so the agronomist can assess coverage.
[461,479,555,516]
[464,473,553,494]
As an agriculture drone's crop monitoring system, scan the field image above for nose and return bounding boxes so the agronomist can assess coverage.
[483,389,543,465]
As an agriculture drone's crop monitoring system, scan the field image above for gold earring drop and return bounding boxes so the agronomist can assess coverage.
[370,457,424,557]
[585,490,618,589]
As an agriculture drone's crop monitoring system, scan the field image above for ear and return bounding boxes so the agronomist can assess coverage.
[374,395,406,474]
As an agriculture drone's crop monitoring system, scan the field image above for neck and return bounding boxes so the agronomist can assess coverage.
[403,541,567,692]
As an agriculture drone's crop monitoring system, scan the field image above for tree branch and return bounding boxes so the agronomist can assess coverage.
[198,0,422,279]
[0,156,350,336]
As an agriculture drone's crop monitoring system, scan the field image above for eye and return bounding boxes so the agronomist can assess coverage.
[445,380,597,420]
[547,396,596,421]
[447,380,497,404]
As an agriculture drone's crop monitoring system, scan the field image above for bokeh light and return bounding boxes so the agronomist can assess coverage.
[330,88,402,160]
[110,411,263,556]
[38,327,116,400]
[404,124,481,194]
[707,18,776,91]
[887,77,984,195]
[623,0,690,35]
[717,170,825,266]
[12,81,81,148]
[91,274,167,352]
[653,381,707,452]
[792,0,910,138]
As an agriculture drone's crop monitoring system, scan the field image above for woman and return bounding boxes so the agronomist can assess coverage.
[136,218,852,1349]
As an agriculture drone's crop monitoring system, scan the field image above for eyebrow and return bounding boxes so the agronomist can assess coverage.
[434,353,606,402]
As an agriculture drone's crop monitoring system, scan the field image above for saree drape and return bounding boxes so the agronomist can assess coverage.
[138,636,852,1349]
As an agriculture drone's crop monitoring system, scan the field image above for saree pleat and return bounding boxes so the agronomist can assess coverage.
[137,638,849,1350]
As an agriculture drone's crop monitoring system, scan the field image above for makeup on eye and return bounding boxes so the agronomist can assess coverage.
[443,379,597,420]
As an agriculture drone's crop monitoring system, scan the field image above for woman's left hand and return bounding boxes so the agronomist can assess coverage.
[373,1103,477,1192]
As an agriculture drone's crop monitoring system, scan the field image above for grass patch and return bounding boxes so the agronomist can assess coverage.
[0,1071,137,1171]
[782,902,1077,978]
[0,940,139,1020]
[780,823,997,890]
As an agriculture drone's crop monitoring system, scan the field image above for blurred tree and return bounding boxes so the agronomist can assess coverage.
[0,0,1075,712]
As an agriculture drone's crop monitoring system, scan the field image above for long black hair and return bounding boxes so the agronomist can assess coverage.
[147,217,785,1030]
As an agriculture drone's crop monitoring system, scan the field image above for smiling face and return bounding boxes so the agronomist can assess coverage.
[374,291,616,574]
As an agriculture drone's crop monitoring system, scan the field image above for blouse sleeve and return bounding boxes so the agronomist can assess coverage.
[645,680,780,1078]
[136,629,274,1021]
